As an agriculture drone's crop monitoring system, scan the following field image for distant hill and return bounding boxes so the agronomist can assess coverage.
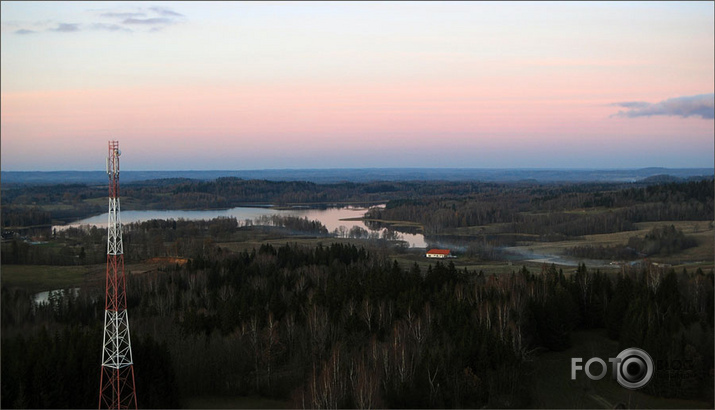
[1,168,713,185]
[639,174,688,184]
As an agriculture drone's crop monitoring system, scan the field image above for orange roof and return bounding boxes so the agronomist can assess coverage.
[426,249,451,255]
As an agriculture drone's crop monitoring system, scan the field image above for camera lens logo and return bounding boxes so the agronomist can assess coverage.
[571,347,654,390]
[614,348,653,389]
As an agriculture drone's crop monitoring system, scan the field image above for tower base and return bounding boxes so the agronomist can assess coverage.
[99,365,137,409]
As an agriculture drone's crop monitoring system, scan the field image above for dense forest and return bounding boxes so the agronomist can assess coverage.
[366,179,714,237]
[2,177,713,408]
[2,177,712,232]
[2,240,713,408]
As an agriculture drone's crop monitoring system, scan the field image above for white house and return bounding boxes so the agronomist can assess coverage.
[425,249,451,258]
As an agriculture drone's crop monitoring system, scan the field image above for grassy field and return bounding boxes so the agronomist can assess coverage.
[531,329,713,409]
[1,264,103,293]
[1,261,172,293]
[505,220,714,270]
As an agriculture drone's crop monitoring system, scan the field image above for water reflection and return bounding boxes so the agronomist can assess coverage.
[54,206,427,248]
[34,287,80,305]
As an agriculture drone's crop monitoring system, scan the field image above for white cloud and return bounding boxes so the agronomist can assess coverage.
[611,94,714,119]
[50,23,80,32]
[10,6,184,34]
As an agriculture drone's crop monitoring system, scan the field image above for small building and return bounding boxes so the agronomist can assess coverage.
[426,249,452,258]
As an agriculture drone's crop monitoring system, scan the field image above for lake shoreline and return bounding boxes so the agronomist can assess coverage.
[52,205,429,248]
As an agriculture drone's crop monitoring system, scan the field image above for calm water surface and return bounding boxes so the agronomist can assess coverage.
[54,206,427,248]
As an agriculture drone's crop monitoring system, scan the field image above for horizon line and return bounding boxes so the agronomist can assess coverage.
[3,166,714,173]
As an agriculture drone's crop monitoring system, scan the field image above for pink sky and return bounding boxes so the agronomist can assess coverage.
[1,2,713,170]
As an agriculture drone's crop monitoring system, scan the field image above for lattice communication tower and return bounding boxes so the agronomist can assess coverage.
[98,141,137,409]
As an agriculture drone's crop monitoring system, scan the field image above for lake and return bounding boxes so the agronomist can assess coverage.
[54,206,428,248]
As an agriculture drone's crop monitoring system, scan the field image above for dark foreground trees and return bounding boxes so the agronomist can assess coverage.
[0,323,178,409]
[3,242,713,408]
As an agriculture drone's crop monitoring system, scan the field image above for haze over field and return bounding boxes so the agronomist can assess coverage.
[1,1,713,171]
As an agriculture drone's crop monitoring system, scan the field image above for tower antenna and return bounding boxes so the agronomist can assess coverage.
[98,141,138,409]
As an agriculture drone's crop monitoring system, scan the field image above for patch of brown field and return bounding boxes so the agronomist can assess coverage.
[145,256,190,266]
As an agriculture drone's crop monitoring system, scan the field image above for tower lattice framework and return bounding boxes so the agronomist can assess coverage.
[99,141,137,409]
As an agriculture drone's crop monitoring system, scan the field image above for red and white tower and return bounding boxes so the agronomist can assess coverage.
[99,141,137,409]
